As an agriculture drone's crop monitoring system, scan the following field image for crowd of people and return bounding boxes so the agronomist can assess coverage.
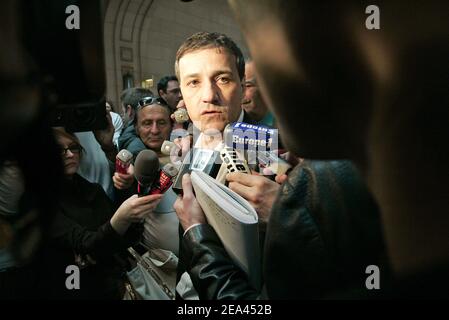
[1,0,448,300]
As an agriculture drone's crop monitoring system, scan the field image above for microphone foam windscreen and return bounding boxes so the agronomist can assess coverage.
[134,149,159,185]
[117,149,133,163]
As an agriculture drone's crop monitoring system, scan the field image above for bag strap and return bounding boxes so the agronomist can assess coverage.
[127,247,175,300]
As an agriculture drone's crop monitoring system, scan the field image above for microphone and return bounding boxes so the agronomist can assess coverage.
[149,163,179,195]
[172,147,222,194]
[257,151,292,176]
[173,108,190,124]
[219,146,251,174]
[161,140,176,156]
[115,149,133,174]
[223,122,289,174]
[134,150,160,197]
[215,146,251,184]
[223,122,278,154]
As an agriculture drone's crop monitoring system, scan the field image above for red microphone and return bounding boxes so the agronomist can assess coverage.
[115,149,133,174]
[149,163,179,195]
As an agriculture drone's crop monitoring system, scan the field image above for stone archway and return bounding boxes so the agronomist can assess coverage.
[103,0,248,112]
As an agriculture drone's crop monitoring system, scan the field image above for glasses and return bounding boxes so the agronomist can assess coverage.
[138,96,167,108]
[60,145,82,156]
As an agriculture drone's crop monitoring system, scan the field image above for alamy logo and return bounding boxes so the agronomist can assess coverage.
[65,5,80,30]
[365,5,380,30]
[65,265,80,290]
[365,265,380,290]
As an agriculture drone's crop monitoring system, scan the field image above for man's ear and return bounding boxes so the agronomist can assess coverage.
[158,89,165,98]
[127,105,136,121]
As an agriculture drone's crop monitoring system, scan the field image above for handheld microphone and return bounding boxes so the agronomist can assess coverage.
[257,151,292,176]
[173,108,189,123]
[219,147,251,174]
[215,146,251,184]
[223,122,278,154]
[224,122,288,175]
[115,149,133,174]
[149,163,179,195]
[134,150,160,197]
[161,140,176,156]
[172,147,222,194]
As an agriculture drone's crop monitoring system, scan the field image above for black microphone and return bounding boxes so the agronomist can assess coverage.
[134,150,160,197]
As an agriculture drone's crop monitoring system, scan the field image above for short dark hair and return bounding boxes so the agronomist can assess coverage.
[175,32,245,81]
[157,75,178,95]
[120,87,154,112]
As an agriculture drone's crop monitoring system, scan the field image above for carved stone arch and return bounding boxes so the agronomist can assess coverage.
[104,0,154,111]
[103,0,249,111]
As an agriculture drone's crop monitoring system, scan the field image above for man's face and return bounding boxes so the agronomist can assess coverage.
[136,104,172,151]
[121,104,133,127]
[242,61,268,122]
[161,80,182,110]
[179,48,243,134]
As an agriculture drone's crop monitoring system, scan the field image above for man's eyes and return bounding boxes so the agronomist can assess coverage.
[142,121,166,126]
[217,76,230,84]
[186,80,199,87]
[185,76,232,87]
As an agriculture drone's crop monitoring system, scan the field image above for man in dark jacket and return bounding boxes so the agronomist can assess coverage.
[118,87,153,160]
[175,160,385,299]
[173,31,386,299]
[176,0,449,299]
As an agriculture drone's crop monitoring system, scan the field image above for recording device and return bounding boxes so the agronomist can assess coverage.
[173,108,190,123]
[134,150,160,197]
[161,140,176,156]
[134,150,179,197]
[219,147,251,174]
[149,164,179,195]
[115,149,133,174]
[224,122,288,175]
[22,0,107,132]
[257,151,292,176]
[216,147,251,184]
[172,148,222,194]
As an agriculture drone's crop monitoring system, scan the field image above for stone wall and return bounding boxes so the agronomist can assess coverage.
[103,0,249,111]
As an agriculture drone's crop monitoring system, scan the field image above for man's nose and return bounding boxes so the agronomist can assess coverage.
[150,123,160,134]
[201,81,220,105]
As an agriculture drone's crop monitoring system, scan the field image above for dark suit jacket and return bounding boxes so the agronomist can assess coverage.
[179,160,385,299]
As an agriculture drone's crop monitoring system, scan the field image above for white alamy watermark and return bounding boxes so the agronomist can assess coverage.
[365,5,380,30]
[65,265,80,290]
[65,5,80,30]
[365,265,380,290]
